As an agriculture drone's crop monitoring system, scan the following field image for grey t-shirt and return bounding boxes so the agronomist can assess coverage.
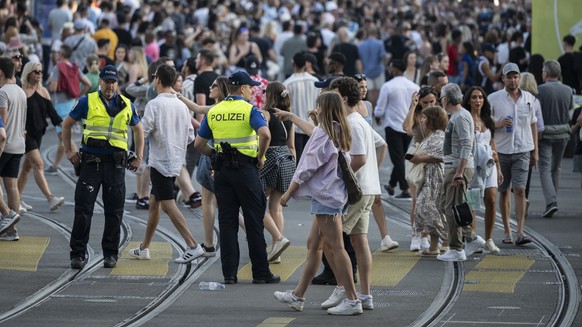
[48,8,72,43]
[0,84,27,154]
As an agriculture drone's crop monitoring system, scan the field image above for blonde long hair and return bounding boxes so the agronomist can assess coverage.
[22,62,41,89]
[129,46,148,78]
[317,92,351,152]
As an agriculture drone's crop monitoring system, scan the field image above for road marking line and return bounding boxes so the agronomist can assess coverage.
[238,246,307,281]
[256,317,295,327]
[0,236,49,271]
[371,250,422,287]
[463,255,534,293]
[112,241,173,276]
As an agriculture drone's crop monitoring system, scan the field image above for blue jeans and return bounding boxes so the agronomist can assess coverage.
[538,139,569,206]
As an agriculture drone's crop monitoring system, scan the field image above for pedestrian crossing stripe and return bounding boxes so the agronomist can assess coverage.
[0,236,49,272]
[112,242,173,276]
[463,255,535,293]
[257,317,295,327]
[237,246,421,287]
[238,246,308,281]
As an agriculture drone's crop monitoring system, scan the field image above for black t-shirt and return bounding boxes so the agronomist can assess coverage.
[194,71,219,105]
[332,43,361,77]
[113,28,132,49]
[267,109,292,146]
[558,53,579,93]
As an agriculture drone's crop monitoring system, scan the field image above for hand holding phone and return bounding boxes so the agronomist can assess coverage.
[405,153,414,160]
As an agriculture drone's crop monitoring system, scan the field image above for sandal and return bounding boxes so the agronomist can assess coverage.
[515,234,532,246]
[502,234,513,244]
[417,248,440,256]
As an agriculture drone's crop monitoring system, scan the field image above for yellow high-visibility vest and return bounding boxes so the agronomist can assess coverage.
[207,98,258,158]
[83,92,133,150]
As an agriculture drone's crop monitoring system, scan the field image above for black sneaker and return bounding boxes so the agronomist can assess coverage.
[70,257,86,269]
[136,198,150,210]
[542,203,558,218]
[103,256,117,268]
[394,192,412,200]
[201,243,216,257]
[312,271,337,285]
[185,192,202,209]
[252,274,281,284]
[126,193,139,203]
[384,184,395,196]
[224,276,238,284]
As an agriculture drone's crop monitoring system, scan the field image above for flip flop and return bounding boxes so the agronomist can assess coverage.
[502,234,513,244]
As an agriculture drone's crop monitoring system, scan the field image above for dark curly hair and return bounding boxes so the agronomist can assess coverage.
[329,77,361,107]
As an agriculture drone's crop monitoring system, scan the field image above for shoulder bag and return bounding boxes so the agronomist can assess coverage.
[452,184,473,227]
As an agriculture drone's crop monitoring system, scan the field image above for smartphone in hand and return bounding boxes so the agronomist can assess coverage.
[404,153,414,160]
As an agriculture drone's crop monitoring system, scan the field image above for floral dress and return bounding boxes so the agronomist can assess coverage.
[414,130,448,240]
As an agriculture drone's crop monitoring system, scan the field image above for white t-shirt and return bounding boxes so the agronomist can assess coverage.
[348,112,384,195]
[0,84,27,154]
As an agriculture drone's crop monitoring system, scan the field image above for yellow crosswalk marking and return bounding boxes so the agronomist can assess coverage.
[371,250,422,287]
[0,236,49,272]
[238,246,307,281]
[113,241,173,276]
[257,317,295,327]
[463,255,535,293]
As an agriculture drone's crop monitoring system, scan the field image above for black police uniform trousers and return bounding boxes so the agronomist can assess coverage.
[214,160,271,279]
[69,154,126,260]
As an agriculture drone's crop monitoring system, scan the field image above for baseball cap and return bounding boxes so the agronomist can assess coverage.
[481,43,497,53]
[229,71,261,86]
[502,62,520,75]
[304,53,319,72]
[245,55,260,75]
[328,52,346,66]
[314,76,339,89]
[99,65,119,81]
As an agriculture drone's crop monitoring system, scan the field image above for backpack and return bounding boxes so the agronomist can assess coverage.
[56,61,81,99]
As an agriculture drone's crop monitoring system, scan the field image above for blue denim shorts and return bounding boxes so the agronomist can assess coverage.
[310,198,347,215]
[55,100,75,133]
[195,155,214,192]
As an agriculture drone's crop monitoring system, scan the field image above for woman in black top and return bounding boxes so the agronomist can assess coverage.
[17,62,65,212]
[260,82,295,263]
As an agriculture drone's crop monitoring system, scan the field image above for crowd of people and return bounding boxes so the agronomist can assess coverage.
[0,0,580,317]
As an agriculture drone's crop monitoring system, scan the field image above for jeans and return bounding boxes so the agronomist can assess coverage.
[538,139,569,206]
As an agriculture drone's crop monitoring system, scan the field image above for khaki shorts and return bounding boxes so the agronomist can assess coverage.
[343,195,375,235]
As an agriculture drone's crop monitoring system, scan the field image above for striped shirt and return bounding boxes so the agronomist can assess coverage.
[283,72,319,135]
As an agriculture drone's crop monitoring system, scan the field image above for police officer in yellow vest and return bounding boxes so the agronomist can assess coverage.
[62,65,144,270]
[195,71,280,284]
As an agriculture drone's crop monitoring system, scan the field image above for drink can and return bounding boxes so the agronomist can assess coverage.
[506,115,513,133]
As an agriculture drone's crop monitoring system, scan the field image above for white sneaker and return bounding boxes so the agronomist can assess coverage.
[420,237,430,251]
[48,196,65,211]
[483,239,500,255]
[270,256,281,264]
[327,298,363,315]
[0,228,19,241]
[437,249,467,262]
[321,286,346,309]
[358,294,374,310]
[274,290,304,311]
[0,211,20,234]
[20,201,32,211]
[410,235,421,251]
[175,245,205,263]
[128,246,150,260]
[18,206,27,214]
[380,235,399,252]
[465,235,486,257]
[268,237,290,262]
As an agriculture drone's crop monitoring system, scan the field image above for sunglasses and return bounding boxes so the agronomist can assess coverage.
[12,54,22,60]
[32,70,43,75]
[354,74,366,81]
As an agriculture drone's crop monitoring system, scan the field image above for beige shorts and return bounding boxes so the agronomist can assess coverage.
[366,74,385,90]
[343,195,375,235]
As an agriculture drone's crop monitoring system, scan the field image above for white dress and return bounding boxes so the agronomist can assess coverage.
[475,128,498,189]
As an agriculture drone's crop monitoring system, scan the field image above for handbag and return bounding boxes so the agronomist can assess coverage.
[337,151,363,205]
[452,186,473,227]
[405,142,426,190]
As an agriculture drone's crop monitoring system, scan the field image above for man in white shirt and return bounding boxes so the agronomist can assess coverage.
[374,59,419,199]
[128,64,205,264]
[488,63,538,246]
[283,52,319,161]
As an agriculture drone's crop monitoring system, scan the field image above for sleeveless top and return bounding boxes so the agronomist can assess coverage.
[267,109,292,146]
[235,44,254,68]
[27,91,61,137]
[362,101,373,126]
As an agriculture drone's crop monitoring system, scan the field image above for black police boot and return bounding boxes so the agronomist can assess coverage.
[312,270,337,285]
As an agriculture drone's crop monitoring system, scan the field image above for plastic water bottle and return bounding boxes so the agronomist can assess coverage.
[506,116,513,133]
[199,282,225,291]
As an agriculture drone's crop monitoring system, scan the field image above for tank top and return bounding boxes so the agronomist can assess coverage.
[268,109,292,146]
